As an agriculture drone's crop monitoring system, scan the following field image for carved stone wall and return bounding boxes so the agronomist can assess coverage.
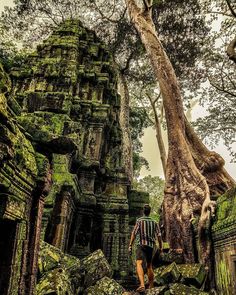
[0,63,50,295]
[212,186,236,295]
[10,19,141,277]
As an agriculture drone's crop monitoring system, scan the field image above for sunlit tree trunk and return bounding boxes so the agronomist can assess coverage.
[147,94,167,177]
[119,72,133,183]
[125,0,235,266]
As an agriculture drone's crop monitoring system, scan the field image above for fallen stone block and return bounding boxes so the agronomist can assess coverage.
[153,266,166,286]
[38,241,83,291]
[84,276,125,295]
[153,251,184,267]
[36,267,74,295]
[81,249,113,287]
[38,241,66,275]
[159,262,181,284]
[38,240,81,276]
[168,283,209,295]
[146,286,168,295]
[177,264,207,288]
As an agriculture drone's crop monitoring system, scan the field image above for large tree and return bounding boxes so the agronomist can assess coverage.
[125,0,234,274]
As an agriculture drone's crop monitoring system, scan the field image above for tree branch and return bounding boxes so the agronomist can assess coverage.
[209,77,236,98]
[93,1,124,24]
[206,10,235,18]
[121,51,135,74]
[210,126,236,133]
[225,0,236,18]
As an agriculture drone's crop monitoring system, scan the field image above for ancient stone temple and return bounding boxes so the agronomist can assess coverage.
[0,20,148,295]
[4,17,236,295]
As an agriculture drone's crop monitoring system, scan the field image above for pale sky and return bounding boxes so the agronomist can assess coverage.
[0,0,235,180]
[0,0,14,9]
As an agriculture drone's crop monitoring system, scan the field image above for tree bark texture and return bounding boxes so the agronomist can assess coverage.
[227,35,236,64]
[125,0,235,266]
[119,72,133,183]
[147,95,167,177]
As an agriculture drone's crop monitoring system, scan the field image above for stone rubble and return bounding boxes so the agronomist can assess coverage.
[37,241,210,295]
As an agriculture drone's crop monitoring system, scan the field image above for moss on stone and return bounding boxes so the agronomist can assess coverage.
[84,276,124,295]
[212,186,236,233]
[159,262,181,284]
[169,283,209,295]
[177,264,206,288]
[36,267,74,295]
[81,249,113,288]
[215,259,231,294]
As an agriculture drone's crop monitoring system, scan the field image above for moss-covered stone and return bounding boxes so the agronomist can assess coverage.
[168,283,209,295]
[37,241,118,294]
[38,241,82,293]
[177,264,206,288]
[81,249,113,288]
[146,286,168,295]
[36,267,74,295]
[159,263,181,284]
[153,251,184,267]
[153,266,168,286]
[212,186,236,234]
[212,187,236,294]
[84,276,124,295]
[38,240,65,275]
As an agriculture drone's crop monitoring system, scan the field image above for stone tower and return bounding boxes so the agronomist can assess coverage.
[10,19,147,277]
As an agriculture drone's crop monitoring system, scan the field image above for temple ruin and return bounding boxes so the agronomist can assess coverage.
[0,19,235,295]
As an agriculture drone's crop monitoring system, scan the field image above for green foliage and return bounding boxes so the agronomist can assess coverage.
[0,40,27,72]
[130,105,153,176]
[152,0,163,6]
[134,175,165,219]
[153,0,210,98]
[130,106,152,146]
[193,0,236,161]
[133,152,149,178]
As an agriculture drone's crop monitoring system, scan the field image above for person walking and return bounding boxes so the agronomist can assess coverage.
[128,204,163,293]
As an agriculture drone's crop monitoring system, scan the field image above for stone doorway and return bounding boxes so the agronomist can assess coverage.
[0,219,17,295]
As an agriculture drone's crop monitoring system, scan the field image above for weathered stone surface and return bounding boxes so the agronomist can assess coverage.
[153,266,167,286]
[0,62,46,295]
[159,263,181,284]
[84,276,125,295]
[38,240,81,276]
[81,249,113,288]
[37,240,83,294]
[38,240,63,274]
[212,186,236,295]
[168,283,209,295]
[153,251,184,267]
[177,264,206,288]
[37,242,124,294]
[145,286,168,295]
[36,268,74,295]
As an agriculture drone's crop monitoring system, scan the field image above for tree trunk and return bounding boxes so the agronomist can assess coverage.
[148,95,167,177]
[125,0,235,265]
[184,117,234,195]
[226,35,236,63]
[118,72,133,183]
